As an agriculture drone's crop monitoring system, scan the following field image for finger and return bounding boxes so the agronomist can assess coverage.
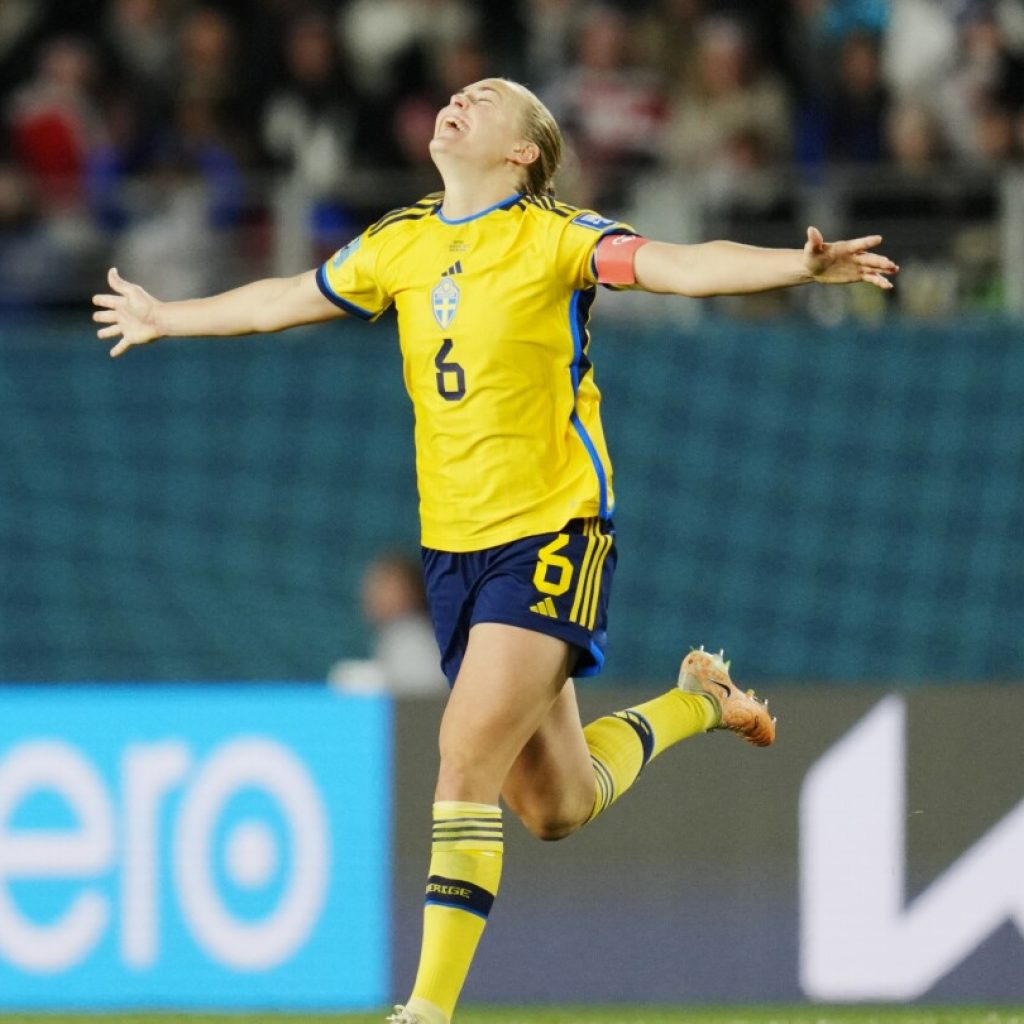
[93,309,119,323]
[862,272,894,290]
[806,225,824,250]
[97,324,123,339]
[92,293,121,309]
[109,338,131,358]
[839,234,883,253]
[855,253,899,272]
[108,266,128,293]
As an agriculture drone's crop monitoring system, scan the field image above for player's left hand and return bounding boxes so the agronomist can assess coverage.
[803,226,899,289]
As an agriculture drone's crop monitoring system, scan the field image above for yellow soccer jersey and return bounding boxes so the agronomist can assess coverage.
[316,192,633,552]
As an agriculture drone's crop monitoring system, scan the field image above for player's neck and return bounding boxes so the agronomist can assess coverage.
[437,167,522,222]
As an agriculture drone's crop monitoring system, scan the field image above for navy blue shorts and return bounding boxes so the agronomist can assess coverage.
[422,518,617,686]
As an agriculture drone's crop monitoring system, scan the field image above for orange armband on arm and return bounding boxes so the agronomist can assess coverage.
[593,234,650,286]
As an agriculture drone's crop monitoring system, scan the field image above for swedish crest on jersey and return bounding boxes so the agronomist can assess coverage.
[431,274,460,328]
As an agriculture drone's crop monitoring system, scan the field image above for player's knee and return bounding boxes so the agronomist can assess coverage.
[525,814,582,842]
[516,804,587,842]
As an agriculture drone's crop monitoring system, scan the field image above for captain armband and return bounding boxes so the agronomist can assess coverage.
[593,234,650,287]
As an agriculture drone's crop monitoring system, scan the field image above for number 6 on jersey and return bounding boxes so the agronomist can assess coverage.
[434,339,466,401]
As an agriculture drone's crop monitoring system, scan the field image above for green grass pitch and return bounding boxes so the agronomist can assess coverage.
[2,1007,1021,1024]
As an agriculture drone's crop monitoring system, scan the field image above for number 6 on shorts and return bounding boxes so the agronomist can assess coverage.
[532,535,573,596]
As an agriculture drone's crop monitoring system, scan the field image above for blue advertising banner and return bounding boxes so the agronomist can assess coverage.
[0,685,390,1009]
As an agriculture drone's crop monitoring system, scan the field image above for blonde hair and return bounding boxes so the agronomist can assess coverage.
[501,79,563,196]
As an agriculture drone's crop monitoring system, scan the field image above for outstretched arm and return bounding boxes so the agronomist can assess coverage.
[632,226,898,298]
[92,267,344,358]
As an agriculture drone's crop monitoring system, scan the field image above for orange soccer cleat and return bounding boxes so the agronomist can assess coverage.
[677,647,776,747]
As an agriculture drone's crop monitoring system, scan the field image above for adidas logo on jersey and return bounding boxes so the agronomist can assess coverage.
[442,260,463,277]
[529,597,558,619]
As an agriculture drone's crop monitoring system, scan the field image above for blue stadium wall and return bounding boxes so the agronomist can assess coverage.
[1,313,1021,684]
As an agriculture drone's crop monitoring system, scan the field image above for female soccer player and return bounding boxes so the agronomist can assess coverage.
[93,78,897,1023]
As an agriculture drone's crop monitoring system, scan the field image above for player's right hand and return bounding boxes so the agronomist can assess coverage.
[92,268,161,357]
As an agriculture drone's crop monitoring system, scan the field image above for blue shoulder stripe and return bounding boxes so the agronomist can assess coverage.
[315,264,376,320]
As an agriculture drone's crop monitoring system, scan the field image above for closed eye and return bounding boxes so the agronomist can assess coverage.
[466,85,500,105]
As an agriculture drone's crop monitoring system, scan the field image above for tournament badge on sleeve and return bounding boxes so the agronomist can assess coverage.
[431,275,460,329]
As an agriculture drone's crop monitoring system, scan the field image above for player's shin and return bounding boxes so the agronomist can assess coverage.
[406,801,504,1024]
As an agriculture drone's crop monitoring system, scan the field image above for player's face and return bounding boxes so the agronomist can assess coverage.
[430,79,527,170]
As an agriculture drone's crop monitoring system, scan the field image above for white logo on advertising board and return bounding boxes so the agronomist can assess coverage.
[0,742,113,972]
[0,737,329,974]
[800,696,1024,1000]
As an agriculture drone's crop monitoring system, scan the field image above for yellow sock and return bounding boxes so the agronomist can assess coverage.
[407,801,503,1023]
[585,689,716,821]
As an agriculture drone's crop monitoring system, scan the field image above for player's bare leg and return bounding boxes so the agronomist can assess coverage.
[397,622,575,1024]
[435,622,575,803]
[501,679,596,840]
[504,649,776,838]
[396,629,777,1024]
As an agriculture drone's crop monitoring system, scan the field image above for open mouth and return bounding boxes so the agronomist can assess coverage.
[440,115,468,134]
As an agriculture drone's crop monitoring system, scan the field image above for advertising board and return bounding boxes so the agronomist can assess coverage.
[0,686,390,1008]
[392,688,1024,1004]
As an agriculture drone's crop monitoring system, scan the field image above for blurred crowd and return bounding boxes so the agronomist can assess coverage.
[3,0,1024,304]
